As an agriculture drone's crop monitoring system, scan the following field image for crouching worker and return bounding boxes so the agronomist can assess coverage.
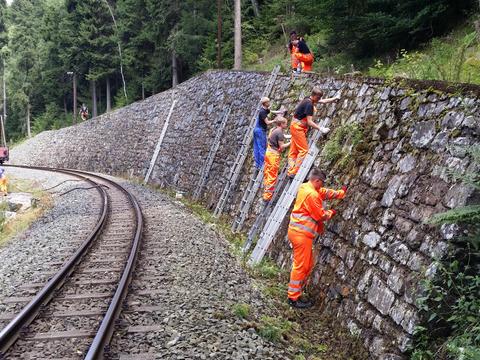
[287,168,346,309]
[263,117,290,202]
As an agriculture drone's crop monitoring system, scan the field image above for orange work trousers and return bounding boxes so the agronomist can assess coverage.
[290,46,300,70]
[287,121,309,177]
[263,148,280,201]
[294,52,314,72]
[287,229,314,300]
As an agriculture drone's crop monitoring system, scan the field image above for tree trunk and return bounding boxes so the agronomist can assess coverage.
[106,78,111,112]
[64,95,68,118]
[26,101,31,138]
[3,59,6,128]
[142,82,145,100]
[172,51,179,87]
[250,0,260,17]
[91,80,98,118]
[234,0,242,70]
[217,0,222,68]
[73,73,77,124]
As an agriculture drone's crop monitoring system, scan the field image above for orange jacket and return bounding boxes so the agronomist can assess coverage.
[288,182,345,238]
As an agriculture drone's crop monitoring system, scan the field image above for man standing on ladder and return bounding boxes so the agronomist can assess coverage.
[253,97,276,170]
[287,168,346,308]
[263,117,290,202]
[287,87,339,179]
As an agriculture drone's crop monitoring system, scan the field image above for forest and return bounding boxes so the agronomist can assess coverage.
[0,0,477,140]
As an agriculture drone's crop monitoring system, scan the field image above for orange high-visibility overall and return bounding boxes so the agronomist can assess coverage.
[287,118,309,177]
[294,52,314,72]
[0,176,7,193]
[263,145,281,201]
[290,45,300,70]
[287,182,345,301]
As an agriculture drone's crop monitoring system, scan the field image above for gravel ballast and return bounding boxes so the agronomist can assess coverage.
[0,167,102,317]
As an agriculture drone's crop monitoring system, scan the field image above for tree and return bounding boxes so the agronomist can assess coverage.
[234,0,242,69]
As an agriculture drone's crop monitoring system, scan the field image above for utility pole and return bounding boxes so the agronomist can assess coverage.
[234,0,242,70]
[217,0,222,68]
[3,58,6,130]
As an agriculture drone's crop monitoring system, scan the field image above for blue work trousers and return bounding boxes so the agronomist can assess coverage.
[253,127,267,169]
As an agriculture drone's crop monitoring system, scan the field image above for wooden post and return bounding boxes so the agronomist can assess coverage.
[91,80,97,118]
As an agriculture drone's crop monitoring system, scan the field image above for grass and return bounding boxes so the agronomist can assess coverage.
[232,303,251,319]
[0,178,52,247]
[257,315,293,342]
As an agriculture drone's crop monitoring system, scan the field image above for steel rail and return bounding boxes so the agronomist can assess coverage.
[0,165,109,354]
[66,170,144,360]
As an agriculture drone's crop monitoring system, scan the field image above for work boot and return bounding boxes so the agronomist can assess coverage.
[288,298,313,309]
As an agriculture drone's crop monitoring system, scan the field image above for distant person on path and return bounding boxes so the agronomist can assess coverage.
[80,104,89,121]
[253,97,275,170]
[0,167,8,195]
[263,117,290,202]
[287,168,346,308]
[287,87,339,178]
[292,37,314,72]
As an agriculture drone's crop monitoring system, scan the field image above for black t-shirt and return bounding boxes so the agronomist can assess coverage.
[297,39,311,54]
[256,107,270,131]
[269,128,286,151]
[294,98,314,120]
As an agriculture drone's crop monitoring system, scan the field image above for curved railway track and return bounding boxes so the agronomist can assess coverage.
[0,165,143,359]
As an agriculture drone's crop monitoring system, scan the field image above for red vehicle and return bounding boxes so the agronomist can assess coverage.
[0,147,9,164]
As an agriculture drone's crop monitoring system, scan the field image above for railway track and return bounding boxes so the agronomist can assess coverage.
[0,166,143,359]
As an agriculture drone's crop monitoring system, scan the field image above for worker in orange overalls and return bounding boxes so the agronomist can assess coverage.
[287,168,346,308]
[263,117,290,202]
[292,37,314,72]
[287,87,339,178]
[287,31,300,71]
[0,167,7,195]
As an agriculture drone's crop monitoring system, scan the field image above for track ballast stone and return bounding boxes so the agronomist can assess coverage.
[107,181,290,360]
[0,168,100,313]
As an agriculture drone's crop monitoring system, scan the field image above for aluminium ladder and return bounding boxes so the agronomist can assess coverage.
[231,164,264,232]
[242,166,289,252]
[144,98,178,183]
[247,117,331,266]
[213,65,281,217]
[193,107,231,201]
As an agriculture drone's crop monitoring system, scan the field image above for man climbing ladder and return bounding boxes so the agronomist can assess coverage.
[263,117,290,202]
[287,168,346,309]
[288,87,339,178]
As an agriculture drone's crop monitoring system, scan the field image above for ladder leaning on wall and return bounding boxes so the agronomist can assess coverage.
[193,107,232,201]
[213,65,281,218]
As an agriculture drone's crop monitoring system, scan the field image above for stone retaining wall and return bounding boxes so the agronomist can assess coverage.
[11,70,480,359]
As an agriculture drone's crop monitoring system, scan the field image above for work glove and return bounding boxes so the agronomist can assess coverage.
[337,186,347,199]
[319,127,330,134]
[328,209,337,218]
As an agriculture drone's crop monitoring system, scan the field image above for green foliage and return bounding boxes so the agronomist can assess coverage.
[258,315,292,342]
[369,24,480,84]
[412,146,480,359]
[232,303,251,319]
[321,123,363,166]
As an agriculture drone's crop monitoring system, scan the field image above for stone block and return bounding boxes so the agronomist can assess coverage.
[397,154,417,173]
[407,252,426,272]
[386,241,411,265]
[387,267,406,294]
[357,268,373,294]
[368,276,396,315]
[444,183,475,209]
[410,120,436,148]
[394,217,414,234]
[363,231,381,248]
